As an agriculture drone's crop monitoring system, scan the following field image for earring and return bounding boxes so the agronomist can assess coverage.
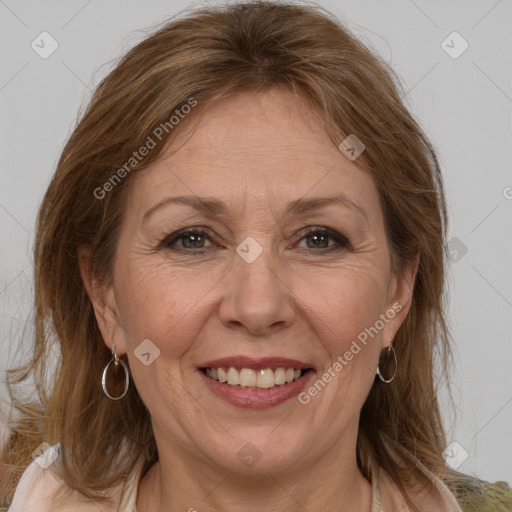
[376,342,397,384]
[102,344,130,400]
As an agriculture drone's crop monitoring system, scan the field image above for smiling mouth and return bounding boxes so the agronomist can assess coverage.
[201,367,311,390]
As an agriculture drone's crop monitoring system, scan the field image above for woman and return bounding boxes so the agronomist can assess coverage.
[1,2,510,511]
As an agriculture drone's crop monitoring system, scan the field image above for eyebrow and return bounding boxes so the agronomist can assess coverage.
[142,194,368,224]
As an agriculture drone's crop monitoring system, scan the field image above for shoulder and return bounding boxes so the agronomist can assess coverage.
[378,435,512,512]
[453,477,512,512]
[8,445,121,512]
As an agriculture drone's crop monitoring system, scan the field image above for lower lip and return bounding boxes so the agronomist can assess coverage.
[198,369,314,409]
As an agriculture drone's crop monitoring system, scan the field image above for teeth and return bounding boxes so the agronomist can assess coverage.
[256,369,274,389]
[204,366,306,389]
[239,368,256,387]
[218,368,227,383]
[274,367,286,385]
[226,367,240,386]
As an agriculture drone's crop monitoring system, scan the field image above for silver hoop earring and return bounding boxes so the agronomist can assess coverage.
[376,344,397,384]
[102,345,130,400]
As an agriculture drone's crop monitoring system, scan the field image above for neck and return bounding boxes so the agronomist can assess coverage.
[137,431,373,511]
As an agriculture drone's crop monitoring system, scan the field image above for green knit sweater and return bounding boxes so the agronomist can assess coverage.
[453,478,512,512]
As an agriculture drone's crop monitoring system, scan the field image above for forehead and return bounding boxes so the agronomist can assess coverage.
[127,88,380,219]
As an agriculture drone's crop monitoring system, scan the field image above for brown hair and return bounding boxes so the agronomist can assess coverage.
[1,1,475,509]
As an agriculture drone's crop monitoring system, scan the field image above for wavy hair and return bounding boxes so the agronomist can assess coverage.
[1,1,479,509]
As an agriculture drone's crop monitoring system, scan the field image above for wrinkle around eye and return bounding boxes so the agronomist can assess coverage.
[138,211,373,256]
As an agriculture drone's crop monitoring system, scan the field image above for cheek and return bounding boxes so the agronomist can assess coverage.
[292,264,390,443]
[114,257,221,357]
[300,262,389,357]
[113,259,219,416]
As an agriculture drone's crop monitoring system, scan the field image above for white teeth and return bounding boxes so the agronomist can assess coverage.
[204,366,306,389]
[239,368,256,387]
[256,369,274,389]
[274,367,286,385]
[226,367,240,385]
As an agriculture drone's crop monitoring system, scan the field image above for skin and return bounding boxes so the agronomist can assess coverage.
[81,87,418,511]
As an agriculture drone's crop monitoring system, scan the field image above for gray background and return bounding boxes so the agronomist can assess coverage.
[1,0,511,483]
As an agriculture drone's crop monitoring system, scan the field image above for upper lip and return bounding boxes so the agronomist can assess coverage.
[198,356,314,370]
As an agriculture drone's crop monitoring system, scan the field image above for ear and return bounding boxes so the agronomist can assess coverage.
[382,249,420,348]
[78,246,127,355]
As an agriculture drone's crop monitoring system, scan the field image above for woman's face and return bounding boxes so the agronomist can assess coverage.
[90,88,416,476]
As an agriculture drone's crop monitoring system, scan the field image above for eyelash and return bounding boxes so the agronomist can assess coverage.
[160,227,350,254]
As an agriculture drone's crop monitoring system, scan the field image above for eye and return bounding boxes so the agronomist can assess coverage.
[295,227,350,252]
[160,226,350,254]
[160,228,214,251]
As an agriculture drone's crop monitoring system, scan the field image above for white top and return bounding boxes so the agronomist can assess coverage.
[9,443,462,511]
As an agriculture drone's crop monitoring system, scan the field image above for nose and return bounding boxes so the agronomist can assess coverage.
[218,245,296,337]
